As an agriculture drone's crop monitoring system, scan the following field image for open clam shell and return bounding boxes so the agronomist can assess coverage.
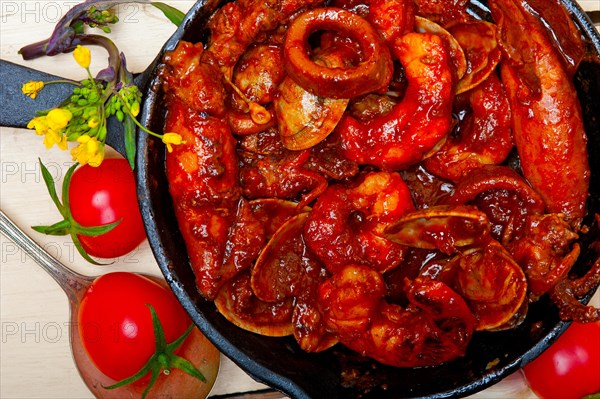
[384,205,491,254]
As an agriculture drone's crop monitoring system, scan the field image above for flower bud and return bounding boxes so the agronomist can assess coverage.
[88,116,100,128]
[73,45,91,69]
[130,102,140,117]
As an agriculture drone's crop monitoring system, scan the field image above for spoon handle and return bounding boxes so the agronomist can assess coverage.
[0,209,91,304]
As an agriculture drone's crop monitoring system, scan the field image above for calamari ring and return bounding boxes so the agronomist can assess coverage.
[283,7,393,99]
[445,165,545,213]
[443,165,546,244]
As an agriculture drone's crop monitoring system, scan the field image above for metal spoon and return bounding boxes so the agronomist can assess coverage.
[0,210,220,398]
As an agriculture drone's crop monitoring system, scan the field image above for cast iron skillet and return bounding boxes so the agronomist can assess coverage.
[2,1,599,398]
[137,2,600,397]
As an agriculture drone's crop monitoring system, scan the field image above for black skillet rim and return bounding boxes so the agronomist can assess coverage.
[136,1,600,398]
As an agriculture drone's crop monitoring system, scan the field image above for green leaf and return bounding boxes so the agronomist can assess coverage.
[141,368,161,399]
[148,304,167,352]
[38,158,63,213]
[74,219,121,236]
[33,159,112,265]
[31,219,72,236]
[61,163,79,217]
[151,2,185,26]
[166,323,193,352]
[70,232,106,265]
[124,114,136,169]
[170,355,207,383]
[103,358,153,390]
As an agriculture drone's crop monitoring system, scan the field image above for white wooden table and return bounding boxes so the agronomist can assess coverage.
[1,1,599,398]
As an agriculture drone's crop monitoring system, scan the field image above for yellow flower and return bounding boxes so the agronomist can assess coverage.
[71,135,104,167]
[27,115,49,136]
[162,132,184,153]
[43,129,68,150]
[46,108,72,130]
[26,113,68,151]
[22,81,45,99]
[73,45,91,69]
[87,116,99,128]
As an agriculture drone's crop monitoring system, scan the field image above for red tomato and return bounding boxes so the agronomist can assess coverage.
[522,321,600,399]
[78,272,191,380]
[68,158,146,258]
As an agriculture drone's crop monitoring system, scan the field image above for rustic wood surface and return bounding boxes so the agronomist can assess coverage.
[1,1,599,398]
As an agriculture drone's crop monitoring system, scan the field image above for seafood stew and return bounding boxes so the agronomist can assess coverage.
[136,0,600,397]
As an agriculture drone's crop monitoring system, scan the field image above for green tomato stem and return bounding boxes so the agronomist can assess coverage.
[102,305,206,397]
[33,159,118,265]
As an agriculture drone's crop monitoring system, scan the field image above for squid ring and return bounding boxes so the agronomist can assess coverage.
[283,8,393,99]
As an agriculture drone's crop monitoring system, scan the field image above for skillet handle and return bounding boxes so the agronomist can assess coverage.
[0,59,127,158]
[0,60,74,129]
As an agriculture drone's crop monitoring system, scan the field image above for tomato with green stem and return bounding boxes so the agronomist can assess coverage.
[522,320,600,399]
[33,158,146,263]
[78,272,220,398]
[68,158,146,259]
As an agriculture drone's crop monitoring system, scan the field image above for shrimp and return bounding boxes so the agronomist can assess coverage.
[423,73,513,182]
[337,32,454,171]
[304,171,414,274]
[318,265,476,367]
